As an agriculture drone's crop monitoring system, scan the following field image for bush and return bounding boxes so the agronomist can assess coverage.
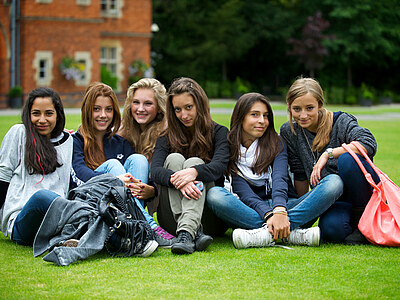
[344,87,358,105]
[8,85,23,98]
[326,86,344,104]
[100,66,118,90]
[203,81,219,98]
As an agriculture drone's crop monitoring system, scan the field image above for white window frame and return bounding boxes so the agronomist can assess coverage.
[100,40,123,91]
[35,0,52,3]
[100,0,123,18]
[74,51,92,86]
[33,51,53,86]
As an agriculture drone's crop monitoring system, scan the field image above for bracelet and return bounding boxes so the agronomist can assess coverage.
[273,207,287,214]
[264,211,273,221]
[273,211,288,216]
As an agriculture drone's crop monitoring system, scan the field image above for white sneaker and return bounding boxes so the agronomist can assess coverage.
[285,227,320,246]
[232,224,274,249]
[136,240,159,257]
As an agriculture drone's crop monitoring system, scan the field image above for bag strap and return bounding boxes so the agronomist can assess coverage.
[341,142,379,190]
[350,141,384,177]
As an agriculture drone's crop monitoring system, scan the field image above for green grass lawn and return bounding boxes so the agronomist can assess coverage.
[1,106,400,299]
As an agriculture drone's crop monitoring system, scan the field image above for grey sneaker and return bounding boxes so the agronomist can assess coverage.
[232,224,274,249]
[171,231,195,254]
[136,240,159,257]
[285,227,320,246]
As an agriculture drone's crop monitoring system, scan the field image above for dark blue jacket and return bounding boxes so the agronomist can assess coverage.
[232,139,297,219]
[71,131,135,186]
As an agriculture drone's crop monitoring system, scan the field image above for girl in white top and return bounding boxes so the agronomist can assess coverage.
[0,87,72,245]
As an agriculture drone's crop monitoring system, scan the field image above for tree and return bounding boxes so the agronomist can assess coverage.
[287,11,333,78]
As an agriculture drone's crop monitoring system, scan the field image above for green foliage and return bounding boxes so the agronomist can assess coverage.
[152,0,400,97]
[326,86,344,104]
[100,66,118,90]
[235,77,251,95]
[8,85,23,98]
[360,83,375,101]
[129,59,151,86]
[344,86,358,105]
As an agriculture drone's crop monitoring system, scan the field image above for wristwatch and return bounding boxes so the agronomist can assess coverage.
[326,148,334,159]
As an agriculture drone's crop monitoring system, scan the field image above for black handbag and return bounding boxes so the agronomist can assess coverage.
[98,186,154,257]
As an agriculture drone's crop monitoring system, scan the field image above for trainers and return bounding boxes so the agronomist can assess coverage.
[136,240,159,257]
[285,227,320,246]
[171,230,195,254]
[195,225,213,251]
[232,224,274,249]
[60,239,79,247]
[153,226,177,249]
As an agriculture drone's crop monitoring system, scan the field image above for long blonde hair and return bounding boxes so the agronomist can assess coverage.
[286,77,333,152]
[80,82,121,170]
[120,78,167,160]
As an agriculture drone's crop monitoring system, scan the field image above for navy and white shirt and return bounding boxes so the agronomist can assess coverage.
[71,131,135,186]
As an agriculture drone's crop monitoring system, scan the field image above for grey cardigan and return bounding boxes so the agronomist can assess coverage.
[280,112,377,184]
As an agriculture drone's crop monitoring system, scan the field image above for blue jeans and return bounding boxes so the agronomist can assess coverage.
[95,154,157,228]
[207,174,343,231]
[12,189,60,246]
[318,152,380,242]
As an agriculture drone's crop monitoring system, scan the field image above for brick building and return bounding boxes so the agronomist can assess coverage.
[0,0,152,108]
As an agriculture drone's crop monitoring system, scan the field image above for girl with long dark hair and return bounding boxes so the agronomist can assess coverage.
[0,87,72,245]
[151,77,229,254]
[207,93,342,248]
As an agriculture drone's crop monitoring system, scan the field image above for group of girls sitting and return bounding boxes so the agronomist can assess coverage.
[0,76,378,257]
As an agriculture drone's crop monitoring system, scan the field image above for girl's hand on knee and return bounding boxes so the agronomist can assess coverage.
[170,168,198,189]
[117,173,135,185]
[311,153,328,186]
[179,182,202,200]
[130,183,155,200]
[267,214,290,241]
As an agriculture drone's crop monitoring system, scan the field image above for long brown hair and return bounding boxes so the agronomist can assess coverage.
[166,77,213,162]
[228,93,282,175]
[79,82,121,170]
[286,77,333,152]
[120,78,166,160]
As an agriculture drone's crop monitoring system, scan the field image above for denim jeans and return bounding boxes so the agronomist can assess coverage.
[95,154,157,228]
[12,189,60,246]
[318,152,380,242]
[207,174,343,231]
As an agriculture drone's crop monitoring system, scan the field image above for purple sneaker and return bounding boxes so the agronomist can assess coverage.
[153,226,177,248]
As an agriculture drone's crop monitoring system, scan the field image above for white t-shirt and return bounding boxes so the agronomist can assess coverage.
[0,124,73,237]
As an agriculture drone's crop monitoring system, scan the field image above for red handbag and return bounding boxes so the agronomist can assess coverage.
[342,141,400,246]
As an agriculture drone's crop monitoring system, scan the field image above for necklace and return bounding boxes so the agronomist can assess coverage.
[301,127,318,165]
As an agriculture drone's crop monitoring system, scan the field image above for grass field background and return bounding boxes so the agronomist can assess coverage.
[1,102,400,299]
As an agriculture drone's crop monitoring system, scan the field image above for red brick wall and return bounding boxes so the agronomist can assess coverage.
[0,4,10,108]
[1,0,152,108]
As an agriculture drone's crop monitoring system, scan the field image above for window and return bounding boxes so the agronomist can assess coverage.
[100,0,122,18]
[33,51,53,86]
[100,40,123,90]
[77,0,90,5]
[36,0,52,3]
[39,59,47,79]
[100,47,117,75]
[74,51,92,86]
